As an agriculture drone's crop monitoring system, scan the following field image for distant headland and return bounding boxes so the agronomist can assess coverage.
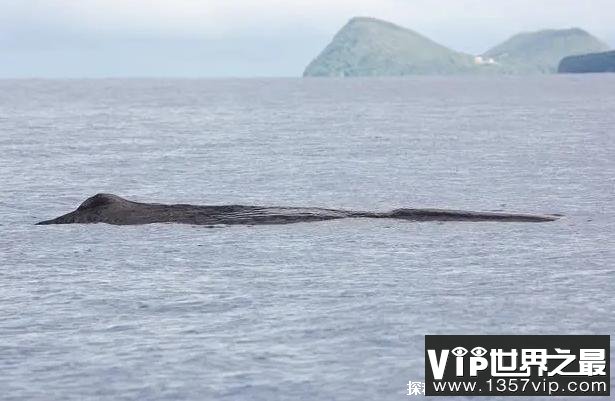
[303,17,610,77]
[558,50,615,73]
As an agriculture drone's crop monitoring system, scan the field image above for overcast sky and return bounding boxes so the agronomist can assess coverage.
[2,0,614,77]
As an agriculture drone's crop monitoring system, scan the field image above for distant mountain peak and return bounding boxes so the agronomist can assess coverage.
[304,17,610,77]
[347,16,388,24]
[483,28,609,73]
[303,17,475,77]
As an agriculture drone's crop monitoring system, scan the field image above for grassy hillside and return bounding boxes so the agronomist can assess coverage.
[483,28,610,73]
[303,17,479,77]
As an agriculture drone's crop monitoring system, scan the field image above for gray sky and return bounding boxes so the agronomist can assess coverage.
[1,0,614,77]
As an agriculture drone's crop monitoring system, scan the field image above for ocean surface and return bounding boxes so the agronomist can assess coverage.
[1,76,614,400]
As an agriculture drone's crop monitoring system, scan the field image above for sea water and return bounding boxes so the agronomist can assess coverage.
[1,76,614,400]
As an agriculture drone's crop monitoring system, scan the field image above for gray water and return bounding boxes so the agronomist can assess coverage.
[1,76,614,401]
